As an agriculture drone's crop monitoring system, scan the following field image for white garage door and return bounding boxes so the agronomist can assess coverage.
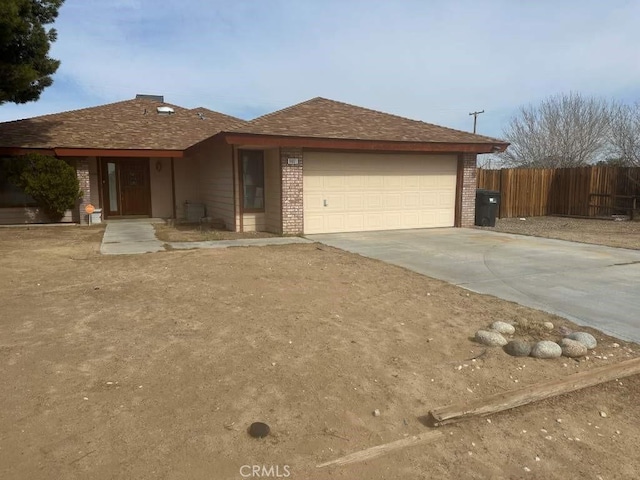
[304,152,457,234]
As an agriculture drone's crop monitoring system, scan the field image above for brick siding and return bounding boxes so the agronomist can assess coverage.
[280,148,304,235]
[460,153,477,227]
[76,158,91,225]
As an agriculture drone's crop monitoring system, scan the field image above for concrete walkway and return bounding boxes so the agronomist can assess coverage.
[100,220,312,255]
[100,220,165,255]
[307,228,640,343]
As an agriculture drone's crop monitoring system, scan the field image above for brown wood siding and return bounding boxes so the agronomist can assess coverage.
[477,166,640,218]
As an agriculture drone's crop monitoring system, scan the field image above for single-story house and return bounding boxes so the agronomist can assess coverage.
[0,95,508,234]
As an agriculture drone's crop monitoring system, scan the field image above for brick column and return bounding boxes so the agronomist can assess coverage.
[75,158,91,225]
[280,148,304,235]
[460,153,477,227]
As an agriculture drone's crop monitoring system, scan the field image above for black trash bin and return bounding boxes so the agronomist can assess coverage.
[475,189,500,227]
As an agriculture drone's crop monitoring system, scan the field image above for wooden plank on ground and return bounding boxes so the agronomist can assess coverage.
[316,431,442,469]
[429,357,640,427]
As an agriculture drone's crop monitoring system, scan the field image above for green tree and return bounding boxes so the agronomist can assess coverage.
[0,0,64,105]
[5,154,81,221]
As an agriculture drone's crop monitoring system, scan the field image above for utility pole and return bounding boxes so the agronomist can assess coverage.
[469,110,484,134]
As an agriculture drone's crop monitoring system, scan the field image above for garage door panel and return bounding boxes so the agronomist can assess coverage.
[304,176,324,190]
[365,176,384,188]
[385,176,403,188]
[325,176,346,189]
[384,193,402,208]
[305,215,325,232]
[365,213,384,229]
[346,214,365,230]
[366,194,383,209]
[326,216,345,231]
[304,152,457,234]
[346,194,364,209]
[403,192,420,208]
[325,194,345,210]
[420,192,438,207]
[305,193,325,210]
[403,176,420,189]
[438,191,454,206]
[382,213,402,228]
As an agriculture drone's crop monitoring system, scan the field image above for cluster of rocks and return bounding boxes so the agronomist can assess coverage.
[474,322,597,359]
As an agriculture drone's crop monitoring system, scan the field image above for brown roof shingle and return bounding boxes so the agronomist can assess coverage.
[0,99,247,151]
[230,97,505,145]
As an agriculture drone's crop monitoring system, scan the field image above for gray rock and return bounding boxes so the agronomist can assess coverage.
[559,338,587,358]
[531,341,562,359]
[567,332,597,349]
[558,325,573,336]
[504,340,532,357]
[475,330,508,347]
[542,321,554,331]
[490,321,516,335]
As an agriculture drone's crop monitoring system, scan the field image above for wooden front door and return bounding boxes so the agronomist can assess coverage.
[101,158,151,217]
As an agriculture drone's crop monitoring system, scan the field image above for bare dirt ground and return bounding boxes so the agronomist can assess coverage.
[1,226,639,480]
[154,223,278,242]
[483,216,640,250]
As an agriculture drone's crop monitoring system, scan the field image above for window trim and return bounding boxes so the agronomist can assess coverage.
[239,149,265,213]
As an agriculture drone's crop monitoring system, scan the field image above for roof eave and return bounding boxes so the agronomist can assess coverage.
[221,132,509,154]
[0,147,185,158]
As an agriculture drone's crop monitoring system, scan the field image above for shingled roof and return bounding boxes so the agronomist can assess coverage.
[229,97,506,145]
[0,98,246,151]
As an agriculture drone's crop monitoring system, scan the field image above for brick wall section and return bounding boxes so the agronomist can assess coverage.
[280,148,304,234]
[75,157,91,225]
[460,153,477,227]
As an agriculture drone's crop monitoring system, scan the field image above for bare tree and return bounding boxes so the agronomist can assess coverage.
[608,101,640,166]
[500,93,611,168]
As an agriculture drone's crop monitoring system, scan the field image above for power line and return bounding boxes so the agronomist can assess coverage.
[469,109,485,134]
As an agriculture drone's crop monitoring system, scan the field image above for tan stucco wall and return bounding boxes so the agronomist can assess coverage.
[173,156,200,220]
[149,157,173,218]
[192,138,236,231]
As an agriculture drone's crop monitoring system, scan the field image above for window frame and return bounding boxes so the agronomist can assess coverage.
[0,161,38,208]
[239,149,266,213]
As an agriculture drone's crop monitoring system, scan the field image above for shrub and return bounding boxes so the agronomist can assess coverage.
[5,154,82,221]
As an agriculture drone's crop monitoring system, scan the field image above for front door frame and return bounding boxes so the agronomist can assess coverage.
[99,157,152,219]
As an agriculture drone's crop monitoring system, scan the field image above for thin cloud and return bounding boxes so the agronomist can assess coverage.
[1,0,639,138]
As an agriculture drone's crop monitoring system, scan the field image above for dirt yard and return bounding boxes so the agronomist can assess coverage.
[154,223,278,242]
[1,226,639,480]
[484,216,640,250]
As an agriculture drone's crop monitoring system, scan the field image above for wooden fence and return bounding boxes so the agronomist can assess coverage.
[477,166,640,219]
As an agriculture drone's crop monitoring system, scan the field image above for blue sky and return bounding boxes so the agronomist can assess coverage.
[1,0,639,139]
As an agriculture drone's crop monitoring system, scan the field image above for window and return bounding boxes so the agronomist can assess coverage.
[241,150,265,211]
[0,162,37,208]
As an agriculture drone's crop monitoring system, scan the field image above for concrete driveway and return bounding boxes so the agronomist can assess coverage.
[307,228,640,343]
